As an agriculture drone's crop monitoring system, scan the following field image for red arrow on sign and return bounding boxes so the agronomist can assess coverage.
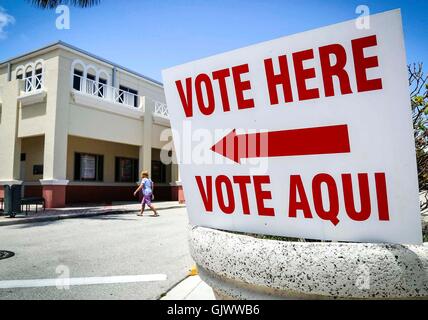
[210,124,351,163]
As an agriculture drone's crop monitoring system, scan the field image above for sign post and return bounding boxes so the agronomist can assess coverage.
[163,10,422,244]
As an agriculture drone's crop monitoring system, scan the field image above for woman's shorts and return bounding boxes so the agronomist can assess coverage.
[141,193,152,205]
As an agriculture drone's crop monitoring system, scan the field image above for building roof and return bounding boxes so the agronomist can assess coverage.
[0,40,163,87]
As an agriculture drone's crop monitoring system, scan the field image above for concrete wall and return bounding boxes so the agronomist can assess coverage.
[151,123,171,149]
[66,135,139,184]
[0,79,21,182]
[68,103,143,146]
[21,135,45,182]
[14,50,60,139]
[191,227,428,300]
[18,102,47,137]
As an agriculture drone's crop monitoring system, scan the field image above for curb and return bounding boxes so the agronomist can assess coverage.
[0,205,186,227]
[158,274,191,300]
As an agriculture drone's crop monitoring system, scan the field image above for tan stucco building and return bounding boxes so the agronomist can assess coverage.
[0,41,181,208]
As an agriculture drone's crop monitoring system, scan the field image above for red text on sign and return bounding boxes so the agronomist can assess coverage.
[195,172,390,226]
[195,175,275,216]
[265,35,383,105]
[176,64,254,118]
[289,172,389,225]
[175,35,383,117]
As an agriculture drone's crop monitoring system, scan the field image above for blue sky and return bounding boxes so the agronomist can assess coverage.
[0,0,427,82]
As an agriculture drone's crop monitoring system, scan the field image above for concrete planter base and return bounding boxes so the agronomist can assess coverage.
[189,226,428,300]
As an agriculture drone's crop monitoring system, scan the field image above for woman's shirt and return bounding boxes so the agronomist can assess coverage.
[141,178,153,196]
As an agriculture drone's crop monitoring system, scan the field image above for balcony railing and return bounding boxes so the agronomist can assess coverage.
[154,101,169,118]
[74,75,140,108]
[22,74,44,93]
[73,75,169,119]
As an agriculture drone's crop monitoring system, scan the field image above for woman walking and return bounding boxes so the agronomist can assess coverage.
[134,170,159,217]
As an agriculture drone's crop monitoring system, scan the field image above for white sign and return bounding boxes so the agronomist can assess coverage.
[162,10,423,244]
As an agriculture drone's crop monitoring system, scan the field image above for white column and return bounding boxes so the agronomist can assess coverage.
[0,80,22,185]
[40,56,70,208]
[140,96,153,176]
[41,56,69,185]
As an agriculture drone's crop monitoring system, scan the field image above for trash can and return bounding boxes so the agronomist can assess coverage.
[3,185,22,217]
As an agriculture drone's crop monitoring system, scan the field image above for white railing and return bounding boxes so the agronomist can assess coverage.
[154,101,169,118]
[22,74,44,93]
[74,75,140,108]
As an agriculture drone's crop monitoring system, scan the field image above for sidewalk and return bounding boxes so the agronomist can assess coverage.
[161,275,216,300]
[0,201,185,226]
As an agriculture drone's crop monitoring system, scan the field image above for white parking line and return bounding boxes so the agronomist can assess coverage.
[0,274,167,289]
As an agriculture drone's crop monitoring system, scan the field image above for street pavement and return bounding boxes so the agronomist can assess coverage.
[0,207,194,300]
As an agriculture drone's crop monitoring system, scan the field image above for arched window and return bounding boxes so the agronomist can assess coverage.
[23,65,34,92]
[34,61,43,73]
[71,60,85,91]
[97,70,109,98]
[86,65,97,81]
[97,70,109,84]
[24,65,33,79]
[16,60,44,92]
[16,67,24,80]
[70,60,115,99]
[34,61,43,90]
[84,65,97,95]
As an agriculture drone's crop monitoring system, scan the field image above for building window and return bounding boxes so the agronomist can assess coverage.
[33,165,43,175]
[115,157,138,182]
[73,69,83,91]
[87,73,96,81]
[74,153,104,181]
[86,73,96,95]
[35,68,43,90]
[98,77,107,98]
[119,85,138,107]
[16,70,23,80]
[151,160,166,183]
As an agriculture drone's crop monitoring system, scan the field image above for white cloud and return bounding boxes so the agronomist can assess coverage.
[0,7,15,39]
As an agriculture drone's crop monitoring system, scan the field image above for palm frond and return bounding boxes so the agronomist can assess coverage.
[27,0,101,9]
